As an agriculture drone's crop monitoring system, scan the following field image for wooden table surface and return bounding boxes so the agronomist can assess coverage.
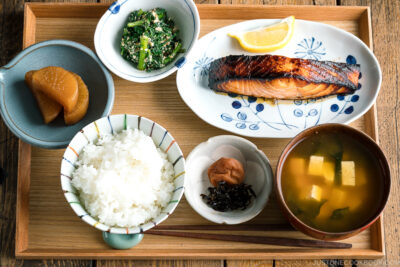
[1,0,399,266]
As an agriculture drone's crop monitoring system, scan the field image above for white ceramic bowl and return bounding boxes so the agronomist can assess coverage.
[184,135,273,224]
[61,114,185,235]
[94,0,200,83]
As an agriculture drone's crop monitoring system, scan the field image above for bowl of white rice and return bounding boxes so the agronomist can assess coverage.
[61,114,185,249]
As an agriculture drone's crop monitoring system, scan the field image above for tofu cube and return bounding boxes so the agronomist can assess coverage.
[309,156,324,176]
[310,185,322,202]
[288,158,306,175]
[323,161,335,184]
[341,161,356,186]
[298,184,322,202]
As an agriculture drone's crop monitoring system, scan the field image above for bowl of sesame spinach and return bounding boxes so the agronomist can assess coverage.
[94,0,200,83]
[120,8,184,72]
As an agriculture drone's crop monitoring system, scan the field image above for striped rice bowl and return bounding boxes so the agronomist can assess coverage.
[61,114,185,234]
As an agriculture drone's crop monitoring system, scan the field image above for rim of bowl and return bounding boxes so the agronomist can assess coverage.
[61,114,185,234]
[184,135,273,224]
[0,39,114,149]
[94,0,200,83]
[275,123,391,238]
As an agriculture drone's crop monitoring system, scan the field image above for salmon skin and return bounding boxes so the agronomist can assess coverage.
[208,55,360,100]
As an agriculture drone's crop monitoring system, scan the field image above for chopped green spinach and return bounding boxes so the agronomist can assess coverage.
[120,8,184,71]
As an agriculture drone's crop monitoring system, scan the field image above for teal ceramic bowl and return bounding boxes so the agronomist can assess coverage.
[0,40,114,149]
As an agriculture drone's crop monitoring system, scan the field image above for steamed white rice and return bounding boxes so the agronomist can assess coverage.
[72,128,174,228]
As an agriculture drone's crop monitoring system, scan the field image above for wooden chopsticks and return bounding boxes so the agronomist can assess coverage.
[147,225,352,249]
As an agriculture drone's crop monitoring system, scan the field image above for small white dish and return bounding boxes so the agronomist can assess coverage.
[184,135,273,224]
[94,0,200,83]
[176,19,382,137]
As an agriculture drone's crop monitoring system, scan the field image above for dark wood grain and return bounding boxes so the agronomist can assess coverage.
[0,0,29,265]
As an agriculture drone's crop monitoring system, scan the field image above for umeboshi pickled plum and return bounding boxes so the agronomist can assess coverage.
[32,66,78,112]
[208,157,245,186]
[64,73,89,125]
[25,70,62,124]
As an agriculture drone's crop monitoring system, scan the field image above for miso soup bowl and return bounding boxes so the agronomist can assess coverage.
[275,123,390,241]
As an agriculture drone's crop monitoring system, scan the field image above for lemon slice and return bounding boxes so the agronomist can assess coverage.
[228,16,295,53]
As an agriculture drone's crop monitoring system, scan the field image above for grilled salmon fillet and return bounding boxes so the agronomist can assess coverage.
[208,55,360,100]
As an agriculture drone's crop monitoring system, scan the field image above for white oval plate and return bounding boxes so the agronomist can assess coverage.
[176,19,382,138]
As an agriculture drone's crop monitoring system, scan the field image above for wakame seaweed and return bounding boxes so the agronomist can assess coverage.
[120,8,184,71]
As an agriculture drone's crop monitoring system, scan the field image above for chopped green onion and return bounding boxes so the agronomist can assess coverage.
[127,20,144,27]
[163,42,182,65]
[137,36,149,70]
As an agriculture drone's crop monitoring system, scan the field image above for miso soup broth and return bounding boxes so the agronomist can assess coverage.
[281,131,384,233]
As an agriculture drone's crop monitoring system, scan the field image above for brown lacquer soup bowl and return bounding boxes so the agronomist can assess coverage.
[275,123,390,241]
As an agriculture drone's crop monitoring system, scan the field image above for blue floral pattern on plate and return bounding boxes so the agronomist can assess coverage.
[193,37,216,79]
[295,37,326,60]
[330,55,362,117]
[291,99,322,129]
[221,95,298,131]
[193,57,214,77]
[176,19,381,138]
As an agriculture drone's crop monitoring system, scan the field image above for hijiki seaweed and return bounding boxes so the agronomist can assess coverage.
[201,181,256,212]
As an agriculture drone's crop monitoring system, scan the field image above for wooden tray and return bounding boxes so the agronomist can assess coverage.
[16,3,384,259]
